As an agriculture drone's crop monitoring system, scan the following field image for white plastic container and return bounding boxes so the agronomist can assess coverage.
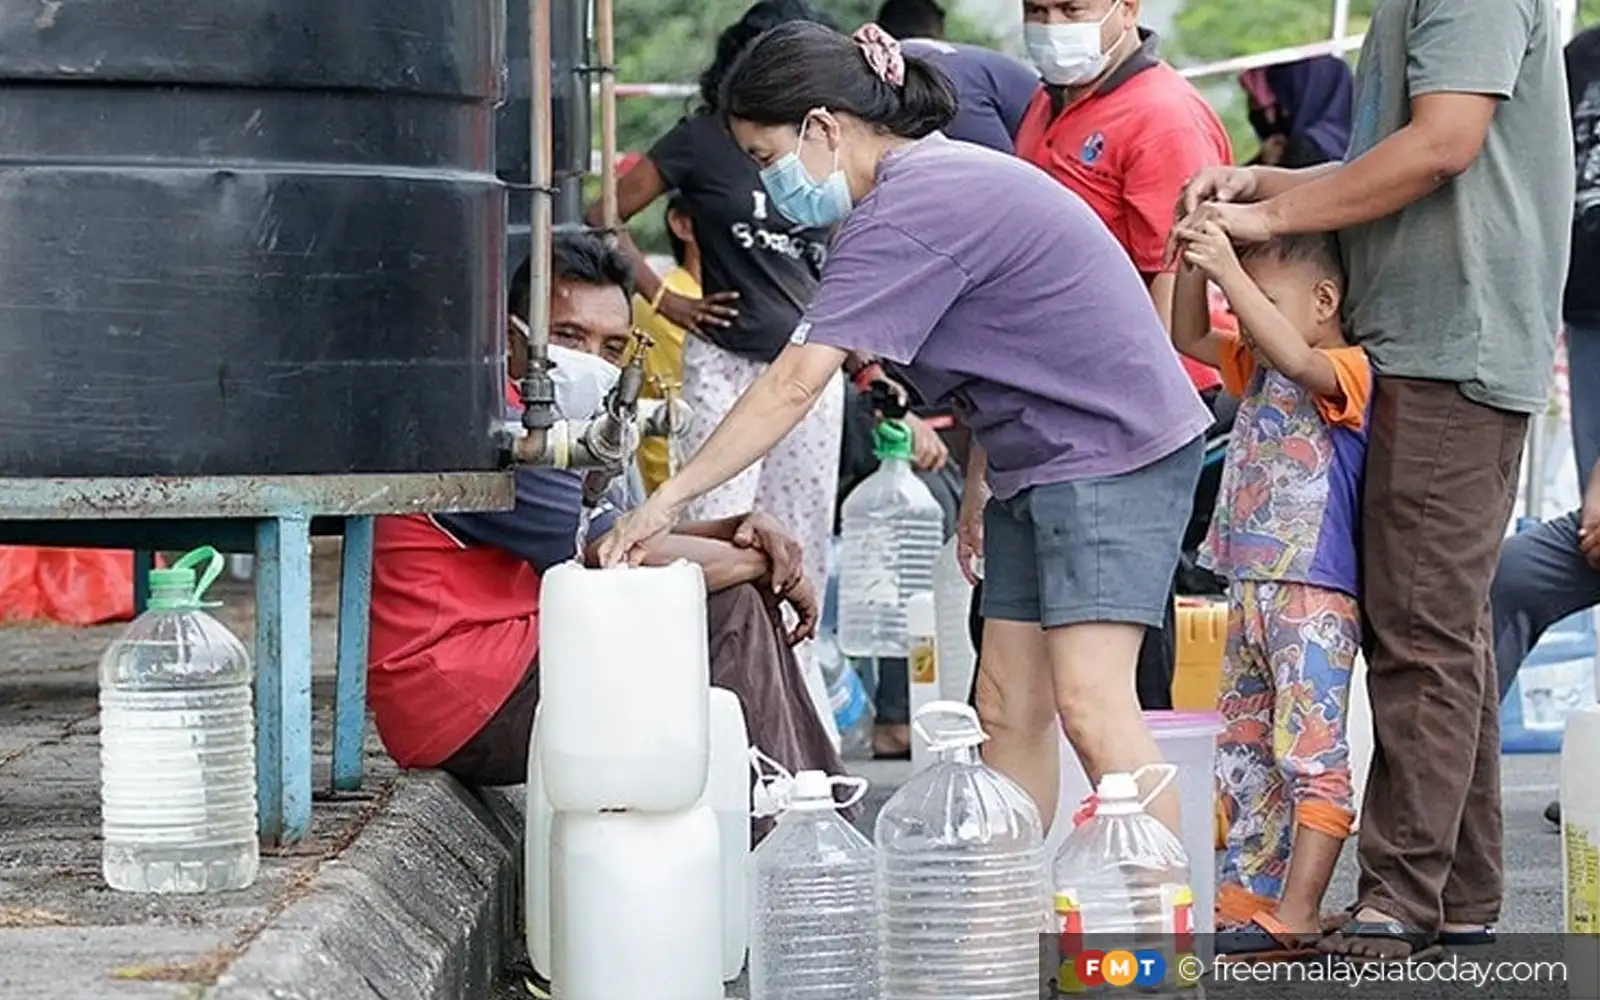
[932,537,977,703]
[549,808,722,1000]
[877,702,1048,1000]
[704,689,752,981]
[1047,711,1222,934]
[527,690,752,982]
[837,420,944,658]
[1347,652,1374,830]
[906,592,940,770]
[539,561,710,811]
[749,770,878,1000]
[98,546,258,894]
[1562,704,1600,934]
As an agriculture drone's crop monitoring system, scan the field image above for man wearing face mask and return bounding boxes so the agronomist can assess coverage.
[1013,0,1231,709]
[365,231,846,805]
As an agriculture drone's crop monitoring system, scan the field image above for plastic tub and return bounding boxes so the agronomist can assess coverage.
[1048,710,1222,934]
[539,561,710,811]
[1503,609,1597,753]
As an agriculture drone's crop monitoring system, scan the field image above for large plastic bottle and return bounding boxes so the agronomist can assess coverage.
[837,416,944,658]
[98,546,258,894]
[1052,768,1194,992]
[877,702,1048,1000]
[749,770,878,1000]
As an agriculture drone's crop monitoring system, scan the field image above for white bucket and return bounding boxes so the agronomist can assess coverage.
[539,561,710,811]
[527,690,751,983]
[1048,711,1223,935]
[550,808,722,1000]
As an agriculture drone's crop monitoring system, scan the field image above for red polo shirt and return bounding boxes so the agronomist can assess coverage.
[1016,33,1231,394]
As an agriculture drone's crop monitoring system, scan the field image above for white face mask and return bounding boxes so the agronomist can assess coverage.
[1024,5,1122,87]
[546,343,621,421]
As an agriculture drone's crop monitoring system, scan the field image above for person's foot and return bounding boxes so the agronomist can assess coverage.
[873,724,911,759]
[1546,800,1562,827]
[1320,906,1441,961]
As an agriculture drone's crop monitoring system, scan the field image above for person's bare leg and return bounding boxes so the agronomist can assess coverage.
[1046,621,1177,833]
[974,618,1058,829]
[1277,829,1343,934]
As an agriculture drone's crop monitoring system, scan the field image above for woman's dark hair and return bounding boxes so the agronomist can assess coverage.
[720,21,957,140]
[698,0,836,112]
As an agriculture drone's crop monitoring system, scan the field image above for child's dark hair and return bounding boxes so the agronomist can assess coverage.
[720,21,957,139]
[698,0,837,112]
[1238,231,1345,284]
[664,195,691,267]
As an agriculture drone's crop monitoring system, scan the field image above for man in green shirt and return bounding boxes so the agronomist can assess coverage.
[1174,0,1573,961]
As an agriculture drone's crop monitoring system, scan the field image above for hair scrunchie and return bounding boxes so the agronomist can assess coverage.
[853,23,906,87]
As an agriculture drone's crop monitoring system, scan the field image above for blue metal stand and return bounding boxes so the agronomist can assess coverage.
[333,516,375,792]
[254,515,314,844]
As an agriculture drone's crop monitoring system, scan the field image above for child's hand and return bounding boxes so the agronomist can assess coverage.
[1174,220,1244,284]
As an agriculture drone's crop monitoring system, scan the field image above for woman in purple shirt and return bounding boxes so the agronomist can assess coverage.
[600,21,1210,833]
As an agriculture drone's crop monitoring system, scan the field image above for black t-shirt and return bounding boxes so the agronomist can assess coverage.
[1567,27,1600,324]
[648,113,831,363]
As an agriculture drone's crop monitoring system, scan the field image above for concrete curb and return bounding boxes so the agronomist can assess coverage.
[209,775,525,1000]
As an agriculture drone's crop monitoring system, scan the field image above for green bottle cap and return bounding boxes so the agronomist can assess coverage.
[146,546,226,611]
[874,419,914,462]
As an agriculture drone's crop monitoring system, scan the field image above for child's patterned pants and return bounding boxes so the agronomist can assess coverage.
[1216,580,1360,923]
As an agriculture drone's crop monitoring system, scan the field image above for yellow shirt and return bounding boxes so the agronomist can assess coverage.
[631,266,700,494]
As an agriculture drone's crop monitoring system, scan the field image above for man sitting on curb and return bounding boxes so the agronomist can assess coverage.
[366,230,847,816]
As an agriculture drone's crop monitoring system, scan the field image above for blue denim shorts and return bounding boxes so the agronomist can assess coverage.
[981,436,1203,630]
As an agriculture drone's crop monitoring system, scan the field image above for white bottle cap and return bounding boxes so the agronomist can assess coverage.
[791,770,833,804]
[1097,772,1140,802]
[906,591,937,637]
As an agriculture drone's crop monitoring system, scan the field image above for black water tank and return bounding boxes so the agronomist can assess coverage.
[0,0,508,478]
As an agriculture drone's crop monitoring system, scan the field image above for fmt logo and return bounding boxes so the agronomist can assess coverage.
[1073,949,1167,989]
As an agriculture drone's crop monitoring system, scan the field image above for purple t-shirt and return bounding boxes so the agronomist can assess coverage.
[798,135,1211,500]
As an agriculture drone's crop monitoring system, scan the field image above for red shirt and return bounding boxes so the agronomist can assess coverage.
[1015,36,1231,395]
[367,514,540,768]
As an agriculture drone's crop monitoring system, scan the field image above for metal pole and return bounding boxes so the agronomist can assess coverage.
[594,0,619,233]
[528,0,554,368]
[1330,0,1351,42]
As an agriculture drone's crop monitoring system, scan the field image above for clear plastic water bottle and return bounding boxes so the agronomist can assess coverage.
[99,546,258,893]
[1052,768,1194,993]
[877,702,1048,1000]
[818,639,874,760]
[838,417,943,658]
[749,769,879,1000]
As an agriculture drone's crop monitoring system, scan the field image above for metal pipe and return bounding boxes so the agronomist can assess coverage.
[518,0,560,436]
[1330,0,1351,42]
[594,0,619,233]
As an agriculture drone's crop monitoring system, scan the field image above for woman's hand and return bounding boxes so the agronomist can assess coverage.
[905,414,949,472]
[659,289,741,334]
[596,492,683,568]
[956,491,987,586]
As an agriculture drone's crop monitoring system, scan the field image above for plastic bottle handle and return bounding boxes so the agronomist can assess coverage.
[831,775,870,810]
[911,700,989,752]
[1132,762,1179,810]
[171,545,226,608]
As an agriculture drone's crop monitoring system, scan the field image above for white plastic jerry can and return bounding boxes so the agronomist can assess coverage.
[539,561,711,812]
[526,690,751,983]
[550,808,722,1000]
[906,592,941,771]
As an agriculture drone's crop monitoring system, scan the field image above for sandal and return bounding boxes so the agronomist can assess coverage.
[1216,912,1321,961]
[1321,917,1443,963]
[1438,926,1496,947]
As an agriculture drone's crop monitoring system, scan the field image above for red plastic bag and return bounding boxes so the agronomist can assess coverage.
[0,547,145,626]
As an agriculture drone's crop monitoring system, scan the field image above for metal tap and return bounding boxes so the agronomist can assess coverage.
[578,333,650,507]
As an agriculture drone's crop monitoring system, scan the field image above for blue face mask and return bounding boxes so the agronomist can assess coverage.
[759,117,852,229]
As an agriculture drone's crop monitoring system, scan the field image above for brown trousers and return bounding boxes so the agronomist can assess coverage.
[1358,377,1527,930]
[440,582,852,837]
